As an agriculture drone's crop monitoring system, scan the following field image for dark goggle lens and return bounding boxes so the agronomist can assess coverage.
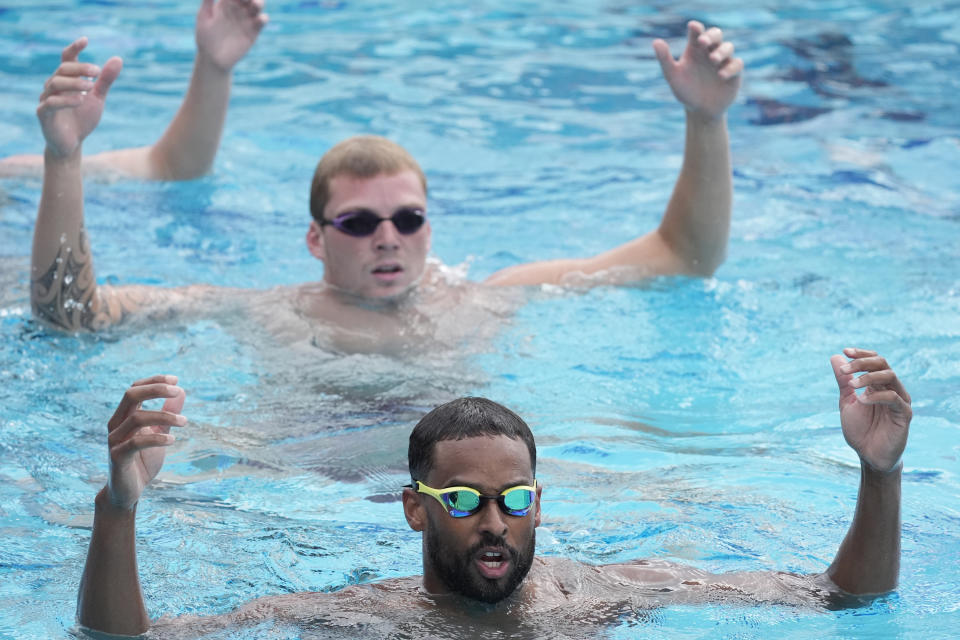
[338,211,379,235]
[391,208,426,234]
[331,208,425,237]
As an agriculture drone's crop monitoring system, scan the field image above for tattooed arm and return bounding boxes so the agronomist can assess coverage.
[30,42,213,332]
[29,42,125,331]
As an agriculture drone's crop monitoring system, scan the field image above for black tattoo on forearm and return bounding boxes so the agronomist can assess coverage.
[30,226,133,331]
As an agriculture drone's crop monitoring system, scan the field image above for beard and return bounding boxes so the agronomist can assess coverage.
[425,523,536,604]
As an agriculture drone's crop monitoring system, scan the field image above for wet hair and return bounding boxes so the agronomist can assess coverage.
[408,397,537,484]
[309,135,428,222]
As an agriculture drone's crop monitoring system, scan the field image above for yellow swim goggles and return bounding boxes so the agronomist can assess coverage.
[410,480,537,518]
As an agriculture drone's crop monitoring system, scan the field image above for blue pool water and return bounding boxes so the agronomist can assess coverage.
[1,0,959,638]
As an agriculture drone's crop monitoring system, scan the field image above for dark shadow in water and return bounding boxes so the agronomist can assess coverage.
[748,31,926,127]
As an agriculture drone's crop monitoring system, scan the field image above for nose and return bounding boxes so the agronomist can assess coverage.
[372,218,401,251]
[476,499,508,537]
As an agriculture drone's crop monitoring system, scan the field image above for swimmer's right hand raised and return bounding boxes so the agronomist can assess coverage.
[38,37,122,159]
[106,375,186,511]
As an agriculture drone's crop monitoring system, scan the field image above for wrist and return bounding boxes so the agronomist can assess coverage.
[43,144,82,166]
[862,459,903,483]
[195,49,235,77]
[95,486,138,518]
[684,108,727,128]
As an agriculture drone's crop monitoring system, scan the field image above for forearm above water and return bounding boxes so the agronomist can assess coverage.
[31,147,101,331]
[77,488,150,636]
[825,463,901,595]
[657,112,732,276]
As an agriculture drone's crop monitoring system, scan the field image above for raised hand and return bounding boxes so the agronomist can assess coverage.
[831,348,912,473]
[106,375,187,511]
[195,0,269,72]
[652,21,743,120]
[37,38,122,158]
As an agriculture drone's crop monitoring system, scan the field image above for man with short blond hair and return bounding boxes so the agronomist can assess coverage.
[30,20,743,353]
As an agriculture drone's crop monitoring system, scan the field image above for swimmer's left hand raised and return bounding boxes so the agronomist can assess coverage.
[831,348,912,474]
[196,0,269,73]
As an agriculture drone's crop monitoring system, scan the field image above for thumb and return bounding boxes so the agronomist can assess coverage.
[830,354,857,405]
[92,56,123,100]
[652,39,676,80]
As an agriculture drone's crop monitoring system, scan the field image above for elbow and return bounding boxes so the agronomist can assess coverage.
[691,248,726,277]
[656,226,728,278]
[146,147,213,182]
[824,561,900,600]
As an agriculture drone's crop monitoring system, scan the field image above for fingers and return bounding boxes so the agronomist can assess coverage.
[685,20,706,49]
[236,0,269,27]
[111,432,179,459]
[39,74,94,102]
[107,375,181,433]
[107,377,187,458]
[39,62,101,100]
[224,0,266,18]
[252,0,269,28]
[61,36,88,63]
[691,22,743,81]
[108,409,186,447]
[857,390,912,414]
[697,26,723,49]
[836,348,912,405]
[39,41,121,111]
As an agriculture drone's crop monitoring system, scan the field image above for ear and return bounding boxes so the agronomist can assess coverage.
[402,487,427,532]
[306,221,326,261]
[534,482,543,528]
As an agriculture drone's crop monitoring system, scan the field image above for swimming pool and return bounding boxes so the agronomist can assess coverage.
[1,0,958,637]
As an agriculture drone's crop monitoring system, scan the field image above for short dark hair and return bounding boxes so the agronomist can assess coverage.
[408,397,537,484]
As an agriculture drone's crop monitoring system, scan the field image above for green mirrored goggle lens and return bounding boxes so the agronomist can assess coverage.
[502,487,534,512]
[444,490,481,514]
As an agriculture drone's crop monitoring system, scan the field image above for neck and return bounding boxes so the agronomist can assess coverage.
[323,281,421,311]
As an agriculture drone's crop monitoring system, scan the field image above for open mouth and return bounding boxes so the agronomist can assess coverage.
[371,264,404,281]
[480,551,504,569]
[475,549,511,579]
[372,264,402,275]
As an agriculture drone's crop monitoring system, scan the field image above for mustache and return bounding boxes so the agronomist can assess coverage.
[469,532,518,558]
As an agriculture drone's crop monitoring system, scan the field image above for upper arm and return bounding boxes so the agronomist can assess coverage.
[483,229,692,288]
[31,281,217,333]
[83,146,158,180]
[600,561,851,608]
